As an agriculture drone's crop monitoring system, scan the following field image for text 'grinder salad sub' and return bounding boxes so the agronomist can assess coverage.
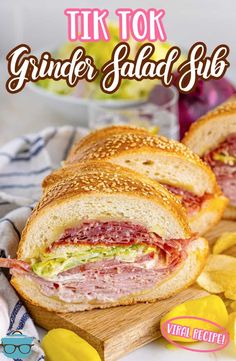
[65,125,228,235]
[0,162,208,312]
[182,97,236,219]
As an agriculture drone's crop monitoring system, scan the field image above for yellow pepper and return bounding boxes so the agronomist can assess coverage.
[160,295,228,343]
[42,329,101,361]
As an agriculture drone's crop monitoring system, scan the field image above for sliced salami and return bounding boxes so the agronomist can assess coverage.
[48,220,157,251]
[164,184,211,216]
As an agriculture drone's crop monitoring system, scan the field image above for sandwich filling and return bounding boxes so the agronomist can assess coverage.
[203,133,236,206]
[0,220,191,303]
[163,184,212,216]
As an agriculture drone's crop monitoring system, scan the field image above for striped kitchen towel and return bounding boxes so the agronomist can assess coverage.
[0,126,87,361]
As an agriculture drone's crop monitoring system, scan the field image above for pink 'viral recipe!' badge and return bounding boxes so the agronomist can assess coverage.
[161,316,230,352]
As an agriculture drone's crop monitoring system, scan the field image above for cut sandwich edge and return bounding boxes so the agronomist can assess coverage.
[11,237,209,313]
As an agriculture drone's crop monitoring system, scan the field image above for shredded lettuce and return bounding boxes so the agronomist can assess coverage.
[32,244,156,279]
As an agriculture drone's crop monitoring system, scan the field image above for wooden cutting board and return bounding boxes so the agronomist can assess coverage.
[26,287,208,361]
[25,220,236,361]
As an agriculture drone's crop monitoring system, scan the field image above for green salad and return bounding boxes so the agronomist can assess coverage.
[37,23,185,100]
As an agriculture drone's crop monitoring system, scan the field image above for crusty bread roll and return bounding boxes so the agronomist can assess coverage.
[182,97,236,219]
[182,98,236,155]
[65,126,227,234]
[1,162,208,312]
[20,162,191,258]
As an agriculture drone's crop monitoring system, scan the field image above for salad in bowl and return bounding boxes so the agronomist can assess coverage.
[35,24,185,102]
[30,24,235,132]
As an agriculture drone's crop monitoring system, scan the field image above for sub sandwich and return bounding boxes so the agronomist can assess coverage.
[65,126,228,235]
[0,162,208,312]
[182,97,236,219]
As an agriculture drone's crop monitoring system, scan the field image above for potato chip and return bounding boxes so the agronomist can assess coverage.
[197,255,236,300]
[211,271,236,283]
[225,291,236,301]
[197,272,224,293]
[231,301,236,311]
[213,232,236,254]
[201,254,236,271]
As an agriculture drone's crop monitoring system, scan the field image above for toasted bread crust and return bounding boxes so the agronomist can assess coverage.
[19,161,191,259]
[67,131,212,171]
[65,126,226,230]
[65,129,217,192]
[40,161,188,218]
[182,97,236,147]
[68,125,149,155]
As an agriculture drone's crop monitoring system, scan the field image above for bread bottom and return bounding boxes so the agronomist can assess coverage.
[11,237,208,312]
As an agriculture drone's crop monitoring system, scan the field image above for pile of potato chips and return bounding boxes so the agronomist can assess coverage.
[197,232,236,348]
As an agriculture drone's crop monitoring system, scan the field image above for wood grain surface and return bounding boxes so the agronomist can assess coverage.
[25,220,236,361]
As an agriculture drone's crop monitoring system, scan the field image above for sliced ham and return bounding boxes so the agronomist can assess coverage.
[204,133,236,206]
[39,266,170,303]
[0,220,191,303]
[13,253,181,303]
[8,242,186,303]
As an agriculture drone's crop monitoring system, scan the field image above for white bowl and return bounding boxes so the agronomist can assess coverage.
[28,83,145,127]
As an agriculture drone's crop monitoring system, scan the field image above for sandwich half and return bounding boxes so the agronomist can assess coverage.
[0,162,208,312]
[182,97,236,219]
[65,126,228,235]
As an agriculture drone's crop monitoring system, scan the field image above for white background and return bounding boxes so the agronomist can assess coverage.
[0,1,236,360]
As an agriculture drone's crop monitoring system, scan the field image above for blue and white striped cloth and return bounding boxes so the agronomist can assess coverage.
[0,126,87,361]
